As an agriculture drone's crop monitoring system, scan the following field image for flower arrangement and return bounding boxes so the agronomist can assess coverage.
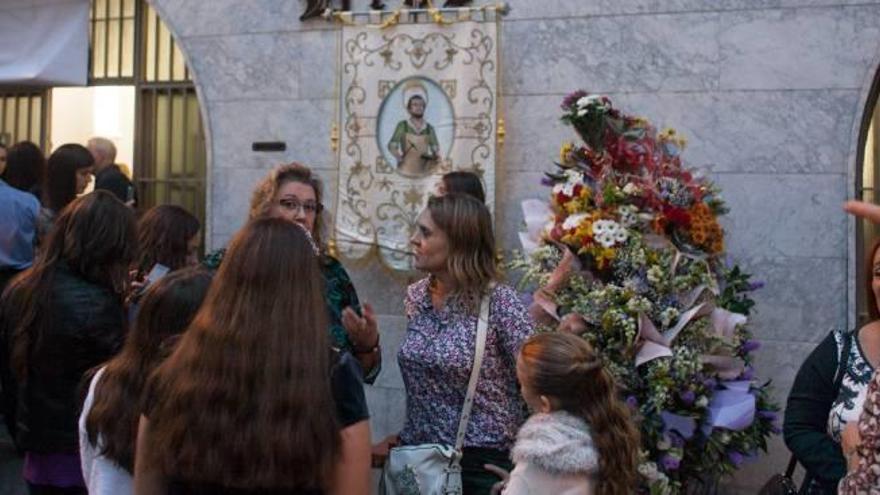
[512,92,779,494]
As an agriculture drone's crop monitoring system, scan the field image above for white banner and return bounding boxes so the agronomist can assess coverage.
[334,18,499,271]
[0,0,89,86]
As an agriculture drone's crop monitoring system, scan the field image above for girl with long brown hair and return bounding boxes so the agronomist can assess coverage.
[79,268,212,495]
[134,205,201,278]
[493,332,640,495]
[203,162,381,383]
[0,190,136,495]
[133,218,371,495]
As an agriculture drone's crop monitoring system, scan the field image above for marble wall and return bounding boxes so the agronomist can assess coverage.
[148,0,880,492]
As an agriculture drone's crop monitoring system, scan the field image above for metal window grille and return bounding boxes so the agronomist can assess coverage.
[0,91,50,149]
[89,0,137,83]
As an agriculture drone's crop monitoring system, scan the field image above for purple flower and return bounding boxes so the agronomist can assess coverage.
[771,424,783,435]
[541,176,555,186]
[739,366,755,381]
[757,410,778,421]
[679,390,696,406]
[660,454,680,471]
[740,339,761,354]
[625,395,639,409]
[728,451,744,468]
[703,377,718,390]
[669,433,685,448]
[747,280,765,291]
[561,90,588,110]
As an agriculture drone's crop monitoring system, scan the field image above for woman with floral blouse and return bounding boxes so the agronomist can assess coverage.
[839,368,880,493]
[396,193,535,494]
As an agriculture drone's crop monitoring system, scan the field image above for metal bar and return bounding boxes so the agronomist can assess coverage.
[135,178,205,184]
[12,95,19,143]
[153,9,159,81]
[103,0,110,78]
[182,90,190,177]
[165,88,173,185]
[26,94,33,142]
[133,0,143,82]
[117,0,124,78]
[0,96,6,145]
[90,0,96,79]
[168,24,175,81]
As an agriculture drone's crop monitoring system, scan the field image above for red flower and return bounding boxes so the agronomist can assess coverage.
[662,205,692,227]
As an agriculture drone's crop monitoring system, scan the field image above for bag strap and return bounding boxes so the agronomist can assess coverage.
[784,453,797,478]
[452,286,493,457]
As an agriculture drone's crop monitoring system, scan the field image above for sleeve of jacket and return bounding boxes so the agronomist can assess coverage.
[783,331,846,483]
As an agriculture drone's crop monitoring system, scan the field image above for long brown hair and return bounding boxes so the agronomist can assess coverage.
[144,218,338,490]
[249,162,326,250]
[519,333,640,495]
[1,191,136,382]
[85,267,211,472]
[442,170,485,203]
[426,193,496,301]
[134,205,200,276]
[866,238,880,321]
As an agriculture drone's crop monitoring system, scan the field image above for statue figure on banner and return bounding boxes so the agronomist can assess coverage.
[387,81,440,177]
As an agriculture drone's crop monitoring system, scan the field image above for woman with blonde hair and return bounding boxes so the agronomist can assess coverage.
[385,193,534,493]
[134,218,370,495]
[203,162,380,382]
[488,332,640,495]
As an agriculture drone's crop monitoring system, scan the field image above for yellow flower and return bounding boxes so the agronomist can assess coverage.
[559,142,574,164]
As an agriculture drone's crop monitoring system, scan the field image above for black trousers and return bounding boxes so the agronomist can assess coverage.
[461,447,512,495]
[27,484,87,495]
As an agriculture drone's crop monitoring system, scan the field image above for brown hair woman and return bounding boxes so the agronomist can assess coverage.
[133,218,371,495]
[389,193,534,493]
[491,332,640,495]
[0,190,136,494]
[79,267,212,494]
[134,205,201,278]
[203,162,381,383]
[435,170,486,203]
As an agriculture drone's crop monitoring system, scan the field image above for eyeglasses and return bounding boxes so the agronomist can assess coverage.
[278,199,322,215]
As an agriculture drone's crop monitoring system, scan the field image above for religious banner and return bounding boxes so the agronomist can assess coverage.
[334,14,499,271]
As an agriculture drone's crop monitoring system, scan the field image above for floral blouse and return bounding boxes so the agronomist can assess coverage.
[839,368,880,494]
[828,328,875,442]
[203,249,379,383]
[398,278,534,451]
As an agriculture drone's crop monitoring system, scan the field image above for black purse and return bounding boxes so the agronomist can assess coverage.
[758,455,798,495]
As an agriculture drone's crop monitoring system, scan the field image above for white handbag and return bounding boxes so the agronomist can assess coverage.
[379,290,491,495]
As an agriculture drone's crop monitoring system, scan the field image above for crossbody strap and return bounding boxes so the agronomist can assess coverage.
[452,286,493,456]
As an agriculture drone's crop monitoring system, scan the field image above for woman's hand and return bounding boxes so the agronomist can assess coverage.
[342,303,379,352]
[845,200,880,224]
[370,434,400,468]
[842,421,862,471]
[484,464,510,495]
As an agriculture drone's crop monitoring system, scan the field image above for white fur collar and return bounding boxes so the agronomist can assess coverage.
[511,411,598,476]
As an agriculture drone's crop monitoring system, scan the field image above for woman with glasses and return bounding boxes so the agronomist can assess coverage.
[203,163,381,382]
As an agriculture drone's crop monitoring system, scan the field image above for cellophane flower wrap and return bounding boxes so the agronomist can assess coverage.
[511,92,780,494]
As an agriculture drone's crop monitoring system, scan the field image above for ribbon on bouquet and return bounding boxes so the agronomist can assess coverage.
[518,199,554,256]
[635,303,710,367]
[703,380,755,432]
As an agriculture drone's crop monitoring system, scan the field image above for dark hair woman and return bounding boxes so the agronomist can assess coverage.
[3,141,46,199]
[79,267,212,495]
[785,238,880,494]
[134,218,371,495]
[39,144,95,242]
[391,193,534,493]
[203,162,382,384]
[435,170,486,203]
[501,332,640,495]
[0,190,136,494]
[134,205,201,278]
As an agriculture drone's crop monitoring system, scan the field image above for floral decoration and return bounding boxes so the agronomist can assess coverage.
[511,92,779,494]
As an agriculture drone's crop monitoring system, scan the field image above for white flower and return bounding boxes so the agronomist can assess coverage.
[695,396,709,408]
[622,182,641,196]
[618,205,638,227]
[552,169,584,197]
[660,307,680,327]
[647,265,664,285]
[592,219,626,248]
[576,94,604,109]
[562,212,589,231]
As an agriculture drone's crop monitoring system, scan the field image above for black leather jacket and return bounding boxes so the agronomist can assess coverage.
[3,265,126,453]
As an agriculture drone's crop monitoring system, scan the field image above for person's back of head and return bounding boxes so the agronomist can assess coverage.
[518,332,640,495]
[85,266,212,472]
[3,141,45,194]
[3,190,136,381]
[45,143,95,213]
[136,205,201,276]
[441,170,486,203]
[87,137,117,169]
[146,218,339,490]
